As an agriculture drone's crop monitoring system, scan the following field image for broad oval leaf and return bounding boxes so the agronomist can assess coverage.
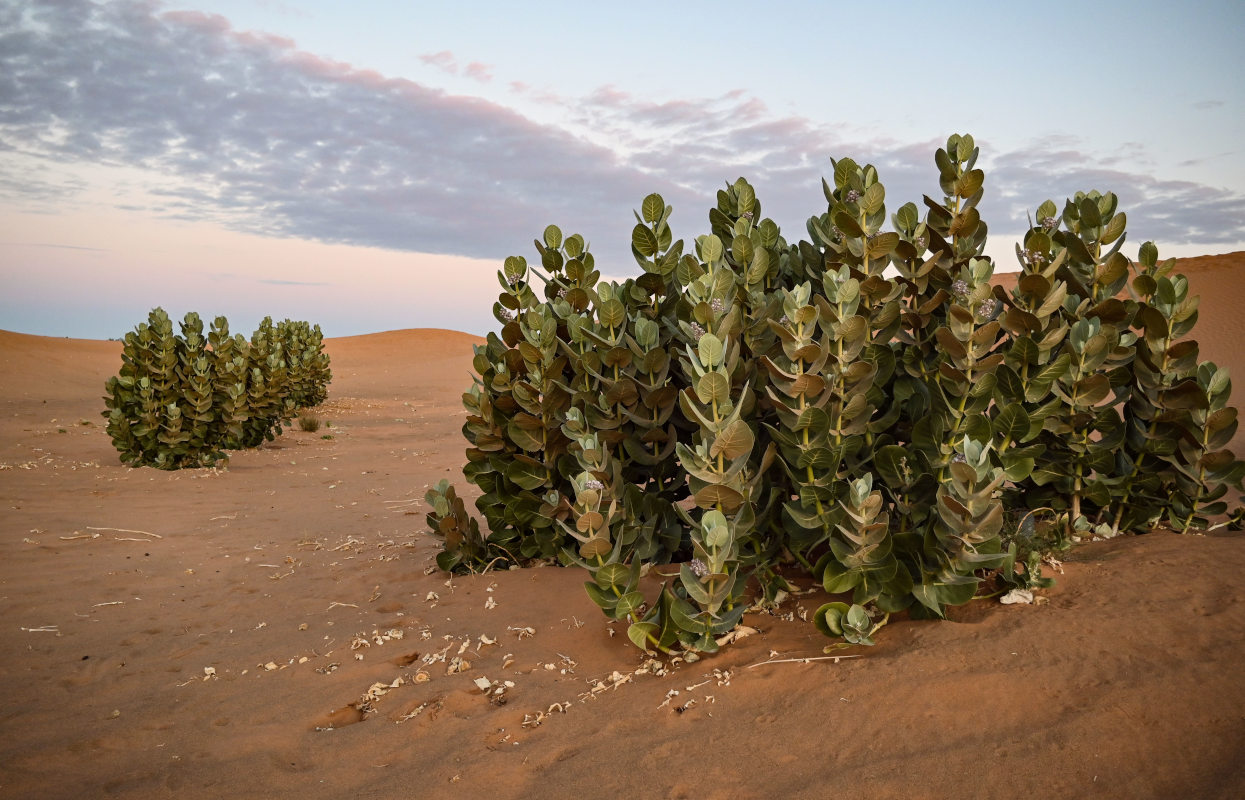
[693,484,744,511]
[710,418,755,461]
[641,193,665,224]
[698,333,725,368]
[695,372,731,405]
[632,223,659,258]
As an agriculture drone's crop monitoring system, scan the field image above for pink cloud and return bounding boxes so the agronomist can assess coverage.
[419,50,458,75]
[464,61,493,83]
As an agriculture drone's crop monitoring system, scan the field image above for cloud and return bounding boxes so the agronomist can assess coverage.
[988,145,1245,244]
[419,50,458,75]
[0,1,670,267]
[419,51,493,83]
[0,0,1240,278]
[1193,100,1224,110]
[463,62,493,83]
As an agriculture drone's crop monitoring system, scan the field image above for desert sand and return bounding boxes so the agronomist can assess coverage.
[1,254,1243,799]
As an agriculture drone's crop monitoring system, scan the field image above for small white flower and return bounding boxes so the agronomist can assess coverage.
[584,479,604,491]
[952,279,969,297]
[689,559,708,578]
[710,298,726,314]
[845,189,861,203]
[689,322,706,341]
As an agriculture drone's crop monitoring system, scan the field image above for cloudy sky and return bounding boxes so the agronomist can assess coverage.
[2,0,1242,339]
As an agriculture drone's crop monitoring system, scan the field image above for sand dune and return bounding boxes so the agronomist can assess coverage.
[0,254,1242,799]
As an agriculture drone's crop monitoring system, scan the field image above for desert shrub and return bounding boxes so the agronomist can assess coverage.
[430,134,1245,653]
[277,319,332,408]
[298,412,322,432]
[103,311,331,468]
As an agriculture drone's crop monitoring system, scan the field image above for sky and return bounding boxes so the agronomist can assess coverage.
[1,0,1242,340]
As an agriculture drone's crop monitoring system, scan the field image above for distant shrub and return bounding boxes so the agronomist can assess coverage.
[298,413,322,432]
[103,310,332,469]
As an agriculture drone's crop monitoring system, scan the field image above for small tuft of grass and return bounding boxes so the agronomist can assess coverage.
[298,413,322,433]
[320,434,334,440]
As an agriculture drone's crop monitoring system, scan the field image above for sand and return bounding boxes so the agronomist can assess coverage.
[1,254,1243,799]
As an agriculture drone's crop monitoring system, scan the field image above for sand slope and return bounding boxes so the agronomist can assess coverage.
[1,254,1243,799]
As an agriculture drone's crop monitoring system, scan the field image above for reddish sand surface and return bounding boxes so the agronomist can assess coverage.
[1,255,1243,799]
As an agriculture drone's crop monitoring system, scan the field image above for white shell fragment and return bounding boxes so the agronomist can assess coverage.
[1000,588,1035,605]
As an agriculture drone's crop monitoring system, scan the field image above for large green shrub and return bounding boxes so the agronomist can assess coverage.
[429,134,1245,653]
[103,310,332,468]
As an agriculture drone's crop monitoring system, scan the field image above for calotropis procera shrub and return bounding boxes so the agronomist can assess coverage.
[103,310,332,468]
[428,134,1245,654]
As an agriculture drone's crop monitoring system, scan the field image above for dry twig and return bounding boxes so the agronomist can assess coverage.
[746,654,863,669]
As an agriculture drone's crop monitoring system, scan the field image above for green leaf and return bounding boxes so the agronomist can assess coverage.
[584,581,618,613]
[895,203,919,233]
[505,456,549,490]
[735,181,756,215]
[866,232,899,259]
[632,224,659,258]
[1001,455,1035,481]
[693,484,744,511]
[711,418,755,461]
[822,558,860,594]
[641,194,664,225]
[506,417,545,452]
[699,234,724,263]
[833,210,864,239]
[796,406,831,436]
[627,621,658,651]
[598,299,626,330]
[814,602,850,637]
[862,183,885,215]
[956,168,984,199]
[1101,211,1127,245]
[732,234,754,267]
[543,225,563,250]
[695,372,731,405]
[594,563,631,592]
[615,591,645,617]
[698,333,725,368]
[993,403,1032,443]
